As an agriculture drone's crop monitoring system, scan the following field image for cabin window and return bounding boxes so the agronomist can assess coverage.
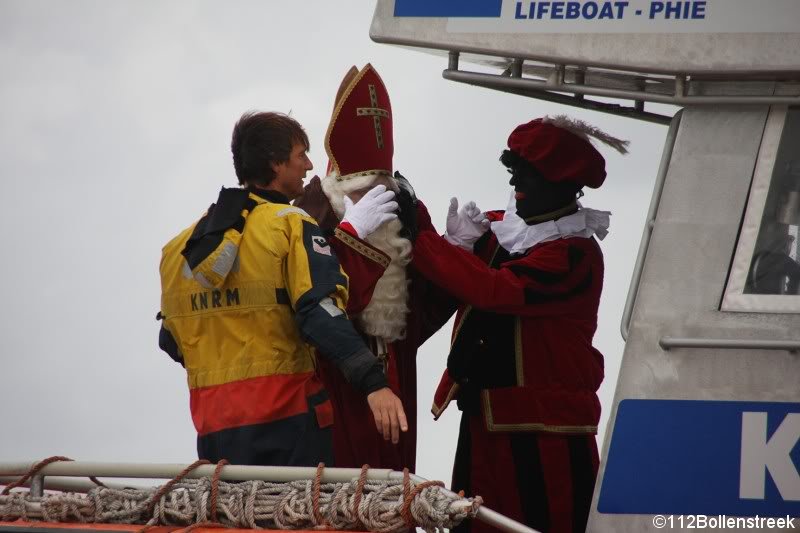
[722,106,800,313]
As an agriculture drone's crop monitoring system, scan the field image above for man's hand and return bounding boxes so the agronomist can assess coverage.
[342,184,398,238]
[444,197,490,250]
[366,387,408,444]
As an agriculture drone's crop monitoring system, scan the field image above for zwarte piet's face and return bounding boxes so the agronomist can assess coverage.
[508,168,545,219]
[508,167,577,220]
[502,149,580,221]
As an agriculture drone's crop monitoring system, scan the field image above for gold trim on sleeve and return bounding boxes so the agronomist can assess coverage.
[431,383,460,420]
[333,227,390,268]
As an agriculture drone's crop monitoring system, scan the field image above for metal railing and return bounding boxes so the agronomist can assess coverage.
[443,51,673,125]
[0,461,538,533]
[443,67,800,110]
[438,51,798,124]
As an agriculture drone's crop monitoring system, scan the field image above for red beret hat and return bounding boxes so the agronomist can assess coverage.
[507,118,607,189]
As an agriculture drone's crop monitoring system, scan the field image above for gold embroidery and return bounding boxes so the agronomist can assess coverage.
[356,84,389,149]
[431,383,460,420]
[325,64,392,177]
[482,392,597,434]
[333,227,390,268]
[334,169,393,182]
[450,306,472,349]
[325,66,373,176]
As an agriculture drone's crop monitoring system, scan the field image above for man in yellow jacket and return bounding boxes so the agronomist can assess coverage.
[158,111,407,466]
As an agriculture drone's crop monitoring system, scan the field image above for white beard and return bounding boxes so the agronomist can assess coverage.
[321,172,411,342]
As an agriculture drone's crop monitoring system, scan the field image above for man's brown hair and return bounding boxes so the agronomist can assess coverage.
[231,111,310,186]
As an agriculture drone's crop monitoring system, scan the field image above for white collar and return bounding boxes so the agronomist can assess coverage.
[490,191,611,255]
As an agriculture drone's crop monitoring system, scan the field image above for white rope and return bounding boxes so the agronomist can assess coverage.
[0,476,481,533]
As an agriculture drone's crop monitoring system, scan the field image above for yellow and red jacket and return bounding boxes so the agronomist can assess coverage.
[159,188,386,451]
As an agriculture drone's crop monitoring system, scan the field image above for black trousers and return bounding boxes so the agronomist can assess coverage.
[198,410,334,467]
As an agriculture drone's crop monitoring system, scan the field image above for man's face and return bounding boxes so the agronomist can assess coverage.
[271,142,313,200]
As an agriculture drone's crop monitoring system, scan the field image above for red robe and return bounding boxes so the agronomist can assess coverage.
[295,177,456,471]
[411,210,604,533]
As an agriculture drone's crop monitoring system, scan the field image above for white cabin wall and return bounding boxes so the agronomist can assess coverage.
[589,83,800,532]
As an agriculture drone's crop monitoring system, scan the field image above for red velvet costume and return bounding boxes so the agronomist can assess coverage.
[294,63,457,471]
[297,178,455,471]
[412,209,605,533]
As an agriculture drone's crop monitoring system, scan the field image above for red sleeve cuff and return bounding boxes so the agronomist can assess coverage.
[337,221,358,237]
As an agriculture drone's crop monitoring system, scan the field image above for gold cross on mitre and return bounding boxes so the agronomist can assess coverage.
[356,84,389,149]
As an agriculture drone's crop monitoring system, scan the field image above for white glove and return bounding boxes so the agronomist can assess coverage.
[342,184,399,239]
[444,197,489,251]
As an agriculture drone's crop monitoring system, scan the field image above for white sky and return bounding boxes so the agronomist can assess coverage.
[0,0,670,488]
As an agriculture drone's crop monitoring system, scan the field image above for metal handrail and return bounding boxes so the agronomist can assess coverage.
[620,110,683,340]
[443,67,671,124]
[0,475,136,493]
[0,461,538,533]
[442,68,800,108]
[0,462,394,484]
[660,337,800,352]
[447,72,672,125]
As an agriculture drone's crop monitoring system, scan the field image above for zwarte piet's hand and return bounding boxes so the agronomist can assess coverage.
[444,198,489,251]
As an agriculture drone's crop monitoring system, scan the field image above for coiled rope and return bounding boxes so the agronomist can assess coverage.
[0,458,482,533]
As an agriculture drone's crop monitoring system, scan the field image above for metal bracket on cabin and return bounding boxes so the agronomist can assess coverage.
[443,52,800,125]
[660,337,800,353]
[621,110,682,340]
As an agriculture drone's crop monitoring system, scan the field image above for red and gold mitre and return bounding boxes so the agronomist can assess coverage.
[325,64,393,182]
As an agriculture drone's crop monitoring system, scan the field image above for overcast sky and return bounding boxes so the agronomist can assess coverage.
[0,0,670,488]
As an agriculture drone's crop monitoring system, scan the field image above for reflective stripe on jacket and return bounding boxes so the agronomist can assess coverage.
[159,191,350,436]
